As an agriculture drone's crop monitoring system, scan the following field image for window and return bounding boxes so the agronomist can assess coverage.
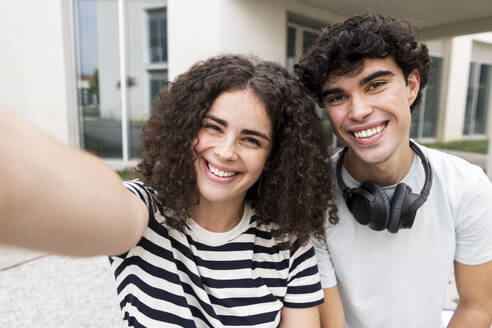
[463,62,491,136]
[75,0,122,158]
[286,15,339,146]
[148,9,167,63]
[128,4,168,159]
[74,0,167,162]
[286,19,322,72]
[410,56,443,139]
[150,71,167,103]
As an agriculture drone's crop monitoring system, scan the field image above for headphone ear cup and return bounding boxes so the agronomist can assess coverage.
[399,191,420,230]
[388,183,410,233]
[348,182,391,231]
[388,184,422,233]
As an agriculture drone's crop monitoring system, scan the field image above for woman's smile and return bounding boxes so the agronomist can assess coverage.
[202,158,241,183]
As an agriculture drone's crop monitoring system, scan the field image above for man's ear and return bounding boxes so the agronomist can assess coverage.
[407,69,420,106]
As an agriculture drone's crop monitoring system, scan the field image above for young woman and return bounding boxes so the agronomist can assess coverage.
[0,55,339,327]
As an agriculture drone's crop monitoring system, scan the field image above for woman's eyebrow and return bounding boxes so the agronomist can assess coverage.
[205,114,269,141]
[204,115,227,126]
[242,129,270,141]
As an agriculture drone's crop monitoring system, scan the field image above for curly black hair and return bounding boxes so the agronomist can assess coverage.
[295,13,430,112]
[137,54,338,246]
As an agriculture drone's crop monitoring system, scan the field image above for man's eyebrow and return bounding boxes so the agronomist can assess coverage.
[204,115,227,126]
[241,129,270,141]
[359,70,394,86]
[321,87,344,98]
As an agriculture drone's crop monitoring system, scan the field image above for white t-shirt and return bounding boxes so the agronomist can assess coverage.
[110,180,324,328]
[315,144,492,328]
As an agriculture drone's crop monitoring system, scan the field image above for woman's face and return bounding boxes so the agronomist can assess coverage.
[193,88,273,207]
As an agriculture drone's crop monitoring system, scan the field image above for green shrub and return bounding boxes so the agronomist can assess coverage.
[421,139,488,154]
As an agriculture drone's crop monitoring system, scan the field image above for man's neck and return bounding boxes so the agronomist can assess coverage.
[344,145,415,186]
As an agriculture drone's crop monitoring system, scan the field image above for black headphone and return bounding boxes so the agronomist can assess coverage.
[336,141,433,233]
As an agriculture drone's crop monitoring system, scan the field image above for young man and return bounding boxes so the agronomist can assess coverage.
[295,13,492,328]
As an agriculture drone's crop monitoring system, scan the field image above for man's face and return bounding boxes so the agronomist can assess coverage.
[321,57,420,171]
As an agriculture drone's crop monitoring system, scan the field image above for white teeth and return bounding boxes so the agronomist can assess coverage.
[353,123,386,138]
[207,162,236,178]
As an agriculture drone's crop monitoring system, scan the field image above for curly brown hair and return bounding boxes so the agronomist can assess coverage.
[295,13,430,112]
[137,54,337,246]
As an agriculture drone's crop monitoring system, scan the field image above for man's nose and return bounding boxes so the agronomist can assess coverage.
[348,95,373,121]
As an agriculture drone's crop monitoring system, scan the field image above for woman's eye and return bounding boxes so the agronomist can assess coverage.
[243,137,261,146]
[204,124,222,132]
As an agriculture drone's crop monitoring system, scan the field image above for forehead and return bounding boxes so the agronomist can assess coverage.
[207,89,272,132]
[322,57,402,90]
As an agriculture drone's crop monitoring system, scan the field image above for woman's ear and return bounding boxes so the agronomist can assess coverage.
[407,69,420,106]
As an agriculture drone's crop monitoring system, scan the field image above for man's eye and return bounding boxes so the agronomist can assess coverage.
[327,95,345,104]
[368,81,386,90]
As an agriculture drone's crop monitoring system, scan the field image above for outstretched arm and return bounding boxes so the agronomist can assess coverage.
[0,109,148,256]
[448,260,492,327]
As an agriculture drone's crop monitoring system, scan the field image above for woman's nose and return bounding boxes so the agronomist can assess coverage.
[214,138,238,161]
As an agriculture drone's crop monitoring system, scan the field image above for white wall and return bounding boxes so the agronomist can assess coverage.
[0,0,77,145]
[167,0,341,80]
[285,0,343,24]
[219,0,286,64]
[167,0,221,80]
[167,0,286,80]
[425,39,445,57]
[471,40,492,64]
[438,36,473,141]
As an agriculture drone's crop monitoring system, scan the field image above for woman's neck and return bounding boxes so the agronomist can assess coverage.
[188,197,245,232]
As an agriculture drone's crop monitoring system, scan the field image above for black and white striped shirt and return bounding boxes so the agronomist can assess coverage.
[109,180,323,327]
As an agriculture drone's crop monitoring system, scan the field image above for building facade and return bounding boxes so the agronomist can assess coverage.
[1,0,491,169]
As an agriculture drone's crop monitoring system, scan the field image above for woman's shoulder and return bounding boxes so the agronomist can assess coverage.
[123,179,173,227]
[123,179,157,206]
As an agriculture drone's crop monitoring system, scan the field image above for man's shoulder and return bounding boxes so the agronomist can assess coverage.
[418,145,492,209]
[420,145,485,177]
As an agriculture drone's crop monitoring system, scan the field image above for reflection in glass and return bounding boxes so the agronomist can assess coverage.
[464,62,491,135]
[150,71,167,102]
[463,63,478,135]
[286,24,333,143]
[127,1,168,159]
[302,30,318,53]
[410,56,443,139]
[148,8,167,63]
[286,27,296,72]
[75,0,122,158]
[475,64,491,134]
